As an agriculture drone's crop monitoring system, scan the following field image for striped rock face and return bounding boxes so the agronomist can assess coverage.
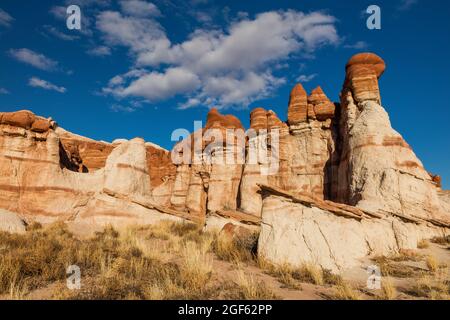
[344,52,385,104]
[338,53,448,224]
[0,113,179,233]
[0,52,448,246]
[170,108,245,218]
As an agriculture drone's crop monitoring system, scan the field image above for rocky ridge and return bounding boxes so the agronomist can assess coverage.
[0,52,449,270]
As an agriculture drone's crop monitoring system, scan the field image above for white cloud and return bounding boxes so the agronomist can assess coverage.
[9,48,59,71]
[87,45,111,56]
[96,10,169,55]
[119,0,161,17]
[0,88,9,94]
[398,0,418,11]
[28,77,67,93]
[107,67,200,100]
[0,8,13,27]
[49,6,67,20]
[344,41,369,50]
[43,25,80,41]
[296,73,318,83]
[110,104,137,113]
[64,0,111,7]
[99,9,339,108]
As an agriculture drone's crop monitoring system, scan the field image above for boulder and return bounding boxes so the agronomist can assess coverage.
[258,187,448,272]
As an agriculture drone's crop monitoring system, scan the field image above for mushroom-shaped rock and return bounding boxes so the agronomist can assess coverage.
[287,83,308,125]
[346,52,385,78]
[344,52,386,104]
[205,108,243,130]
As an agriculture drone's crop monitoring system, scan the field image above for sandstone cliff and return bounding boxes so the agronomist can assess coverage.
[1,53,449,271]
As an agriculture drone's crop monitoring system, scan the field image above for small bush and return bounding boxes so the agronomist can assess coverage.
[233,270,277,300]
[212,232,258,263]
[417,239,430,249]
[380,277,397,300]
[426,255,439,273]
[331,280,360,300]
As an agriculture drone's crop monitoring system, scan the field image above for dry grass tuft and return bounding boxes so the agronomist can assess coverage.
[430,235,450,245]
[391,249,422,262]
[380,277,397,300]
[212,232,258,264]
[331,280,361,300]
[179,241,213,289]
[233,269,277,300]
[372,256,420,278]
[417,239,430,249]
[296,263,324,286]
[260,259,341,288]
[425,255,439,273]
[408,267,449,300]
[262,263,301,290]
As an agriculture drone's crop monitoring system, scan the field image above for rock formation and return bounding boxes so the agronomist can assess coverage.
[0,52,448,271]
[337,53,447,223]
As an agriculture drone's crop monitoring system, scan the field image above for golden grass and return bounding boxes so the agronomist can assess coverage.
[7,275,29,300]
[380,277,397,300]
[408,267,449,300]
[179,241,213,289]
[233,269,277,300]
[391,249,423,262]
[262,263,301,290]
[372,256,420,278]
[430,235,450,245]
[0,220,269,300]
[331,280,361,300]
[425,255,439,273]
[259,258,342,289]
[212,232,258,264]
[417,239,430,249]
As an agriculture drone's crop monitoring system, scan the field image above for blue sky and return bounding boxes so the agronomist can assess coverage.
[0,0,449,188]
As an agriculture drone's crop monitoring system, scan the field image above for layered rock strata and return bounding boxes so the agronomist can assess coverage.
[258,185,448,272]
[1,53,449,272]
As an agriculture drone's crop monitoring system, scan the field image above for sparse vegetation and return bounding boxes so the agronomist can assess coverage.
[372,255,421,278]
[211,231,258,263]
[0,221,270,300]
[380,277,397,300]
[233,269,277,300]
[331,280,361,300]
[0,221,447,300]
[426,255,439,273]
[417,239,430,249]
[408,268,449,300]
[179,241,213,289]
[260,259,343,289]
[430,235,450,245]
